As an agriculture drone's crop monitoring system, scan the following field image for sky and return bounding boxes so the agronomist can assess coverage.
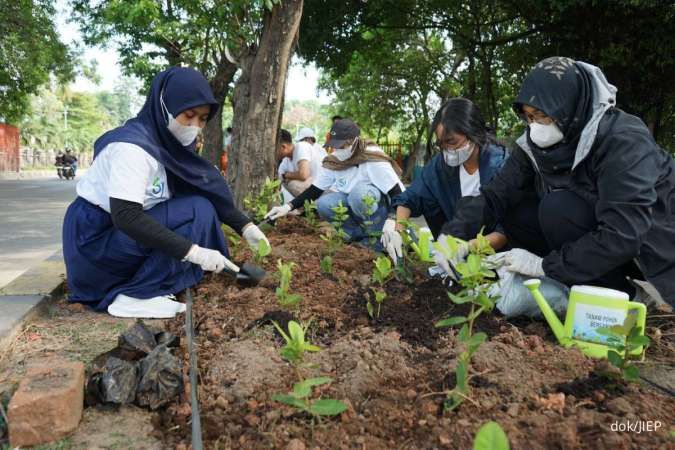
[55,0,331,103]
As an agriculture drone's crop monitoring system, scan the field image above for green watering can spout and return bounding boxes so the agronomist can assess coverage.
[524,279,567,345]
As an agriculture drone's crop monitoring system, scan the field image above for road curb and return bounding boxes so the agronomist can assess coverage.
[0,250,65,352]
[0,170,87,180]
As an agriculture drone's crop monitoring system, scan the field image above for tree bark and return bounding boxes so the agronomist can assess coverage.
[228,0,304,208]
[201,61,237,166]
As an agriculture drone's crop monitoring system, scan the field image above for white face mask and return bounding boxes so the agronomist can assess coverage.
[529,122,564,148]
[443,142,474,167]
[333,148,353,161]
[161,94,201,146]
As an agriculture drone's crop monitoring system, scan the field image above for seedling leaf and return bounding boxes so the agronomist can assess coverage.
[308,399,348,416]
[473,421,510,450]
[435,316,467,328]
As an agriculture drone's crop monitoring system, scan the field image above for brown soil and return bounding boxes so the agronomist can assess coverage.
[159,215,675,450]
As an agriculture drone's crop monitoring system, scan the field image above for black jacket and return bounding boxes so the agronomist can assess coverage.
[482,108,675,306]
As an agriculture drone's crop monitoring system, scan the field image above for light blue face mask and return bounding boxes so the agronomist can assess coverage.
[443,142,474,167]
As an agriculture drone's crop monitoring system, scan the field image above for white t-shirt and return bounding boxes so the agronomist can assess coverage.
[278,141,327,180]
[459,165,481,197]
[313,160,404,195]
[77,142,171,212]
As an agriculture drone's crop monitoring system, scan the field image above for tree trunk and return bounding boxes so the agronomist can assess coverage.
[201,61,237,166]
[228,0,304,208]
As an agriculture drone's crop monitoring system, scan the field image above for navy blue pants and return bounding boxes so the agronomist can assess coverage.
[62,195,229,311]
[502,190,640,295]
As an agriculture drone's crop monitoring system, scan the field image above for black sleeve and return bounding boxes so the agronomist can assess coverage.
[219,207,250,234]
[387,184,403,198]
[440,195,490,240]
[290,185,325,209]
[109,197,193,260]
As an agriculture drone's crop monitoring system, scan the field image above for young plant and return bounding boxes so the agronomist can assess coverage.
[597,313,650,382]
[272,321,348,418]
[473,421,510,450]
[367,256,393,318]
[221,224,242,258]
[360,193,380,247]
[244,176,282,223]
[272,377,348,417]
[410,229,434,263]
[320,255,333,275]
[303,199,319,229]
[330,201,350,242]
[275,259,302,308]
[253,239,271,265]
[433,231,498,411]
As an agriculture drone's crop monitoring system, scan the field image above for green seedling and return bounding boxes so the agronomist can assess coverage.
[221,224,242,258]
[473,421,510,450]
[366,256,393,318]
[253,239,271,265]
[330,201,351,242]
[275,259,302,308]
[360,193,380,247]
[367,288,387,319]
[272,320,319,366]
[244,176,282,223]
[434,231,498,411]
[303,199,319,229]
[410,228,434,262]
[597,314,650,382]
[320,255,333,275]
[272,377,348,417]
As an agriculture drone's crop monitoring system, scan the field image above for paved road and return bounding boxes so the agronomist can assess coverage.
[0,177,78,289]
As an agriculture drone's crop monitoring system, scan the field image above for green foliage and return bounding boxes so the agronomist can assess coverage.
[410,229,434,263]
[320,201,350,256]
[244,177,282,223]
[597,313,650,382]
[367,288,387,319]
[320,255,333,275]
[253,239,271,265]
[473,421,510,450]
[303,199,319,229]
[0,0,75,124]
[272,320,319,366]
[272,377,347,417]
[360,193,380,246]
[371,256,393,286]
[222,224,242,258]
[434,231,498,411]
[275,259,302,308]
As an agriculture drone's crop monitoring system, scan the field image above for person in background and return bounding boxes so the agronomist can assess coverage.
[63,67,269,318]
[474,57,675,305]
[381,98,509,267]
[63,148,78,175]
[324,115,343,149]
[277,127,327,200]
[220,126,233,175]
[266,119,404,250]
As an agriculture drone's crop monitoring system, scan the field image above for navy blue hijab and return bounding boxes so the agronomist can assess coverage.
[94,67,243,224]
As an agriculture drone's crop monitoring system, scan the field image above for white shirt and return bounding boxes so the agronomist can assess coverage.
[278,141,327,180]
[459,165,481,197]
[313,160,404,195]
[77,142,171,212]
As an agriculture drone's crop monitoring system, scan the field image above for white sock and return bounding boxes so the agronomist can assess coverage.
[108,294,186,319]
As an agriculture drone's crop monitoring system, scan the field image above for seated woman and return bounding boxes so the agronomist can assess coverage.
[473,57,675,305]
[63,67,269,318]
[381,98,509,266]
[264,119,404,250]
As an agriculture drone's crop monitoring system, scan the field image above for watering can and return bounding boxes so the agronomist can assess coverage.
[524,279,647,359]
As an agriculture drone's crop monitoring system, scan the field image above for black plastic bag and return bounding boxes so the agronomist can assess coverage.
[117,321,159,358]
[135,344,183,410]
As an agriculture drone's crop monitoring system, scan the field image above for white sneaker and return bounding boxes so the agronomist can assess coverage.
[108,294,186,319]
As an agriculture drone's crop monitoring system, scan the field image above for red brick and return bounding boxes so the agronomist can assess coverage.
[8,361,85,447]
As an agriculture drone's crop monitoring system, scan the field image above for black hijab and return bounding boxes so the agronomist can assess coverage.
[513,57,594,174]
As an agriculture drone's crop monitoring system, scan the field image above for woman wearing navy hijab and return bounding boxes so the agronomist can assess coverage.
[63,67,269,318]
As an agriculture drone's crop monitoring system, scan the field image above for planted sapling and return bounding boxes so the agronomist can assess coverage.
[272,320,348,418]
[433,231,498,411]
[320,255,333,275]
[244,176,282,223]
[253,239,271,265]
[597,313,650,382]
[303,199,319,229]
[360,193,380,247]
[330,201,350,242]
[367,256,393,318]
[275,259,302,308]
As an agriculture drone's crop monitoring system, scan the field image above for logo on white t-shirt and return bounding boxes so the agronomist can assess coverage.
[150,176,165,197]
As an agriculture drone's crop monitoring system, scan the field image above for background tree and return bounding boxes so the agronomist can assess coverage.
[0,0,74,125]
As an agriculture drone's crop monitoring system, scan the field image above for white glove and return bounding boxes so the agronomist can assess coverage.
[184,245,239,273]
[380,219,403,264]
[264,204,292,221]
[433,234,469,279]
[500,248,544,277]
[242,224,270,250]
